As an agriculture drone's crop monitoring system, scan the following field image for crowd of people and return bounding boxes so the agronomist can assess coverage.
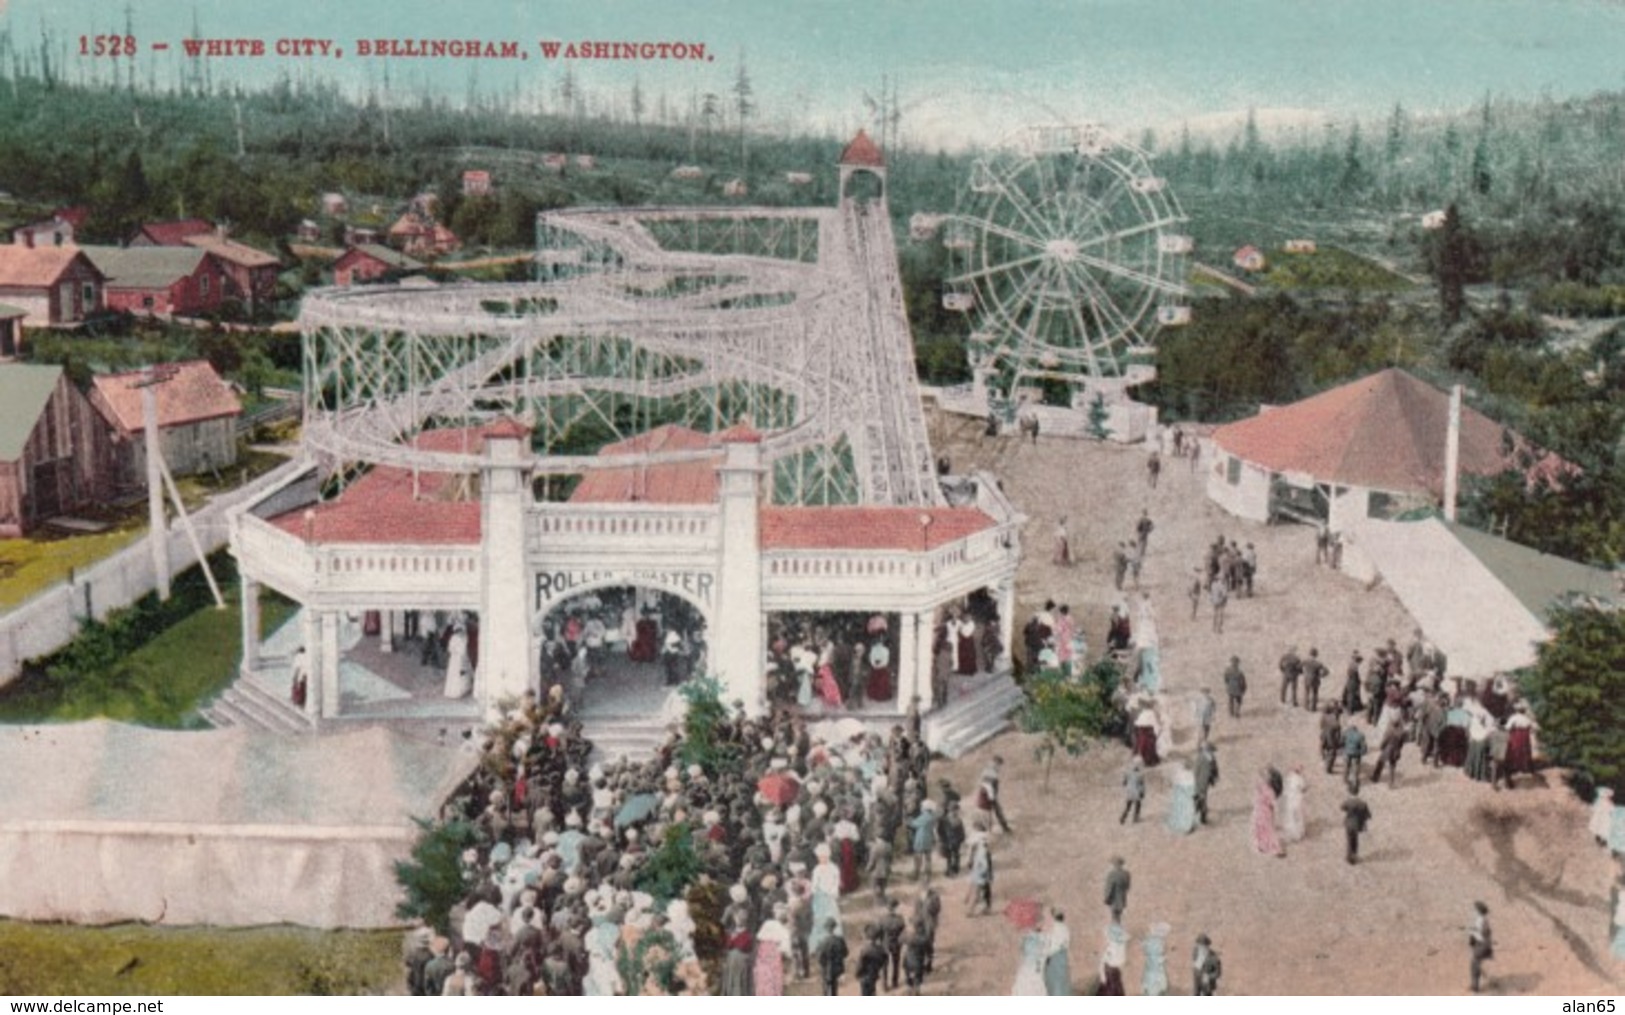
[403,686,983,996]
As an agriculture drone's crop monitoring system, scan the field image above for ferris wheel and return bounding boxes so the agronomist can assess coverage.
[944,124,1192,403]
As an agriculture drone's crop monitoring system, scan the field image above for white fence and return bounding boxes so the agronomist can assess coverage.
[0,460,307,687]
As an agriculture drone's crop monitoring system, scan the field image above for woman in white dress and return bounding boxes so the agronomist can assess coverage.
[1010,927,1048,995]
[1279,765,1308,844]
[808,843,843,956]
[443,623,472,698]
[1591,787,1616,847]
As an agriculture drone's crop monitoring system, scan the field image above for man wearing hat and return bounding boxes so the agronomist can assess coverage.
[1467,901,1494,992]
[856,923,888,996]
[1103,857,1131,924]
[1341,786,1372,865]
[909,799,939,882]
[1222,657,1247,718]
[816,918,849,996]
[1192,933,1221,995]
[1302,648,1327,712]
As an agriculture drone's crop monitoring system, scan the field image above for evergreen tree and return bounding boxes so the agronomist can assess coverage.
[393,817,477,934]
[1437,203,1469,324]
[1520,603,1625,798]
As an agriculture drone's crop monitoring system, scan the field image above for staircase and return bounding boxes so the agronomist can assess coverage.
[584,715,673,765]
[923,672,1026,759]
[202,669,317,735]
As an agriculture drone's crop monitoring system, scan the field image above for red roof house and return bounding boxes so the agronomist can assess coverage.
[1207,368,1552,530]
[130,218,214,247]
[89,360,243,488]
[332,244,425,287]
[81,245,228,317]
[0,246,104,326]
[181,234,281,313]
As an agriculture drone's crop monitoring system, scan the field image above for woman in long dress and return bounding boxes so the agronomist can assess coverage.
[815,649,843,710]
[1052,518,1072,566]
[1140,922,1170,996]
[954,614,979,676]
[1165,761,1198,835]
[866,641,893,702]
[1053,607,1076,678]
[834,815,862,894]
[754,906,792,996]
[1279,766,1307,844]
[721,917,755,996]
[1010,927,1048,995]
[1250,769,1286,857]
[1132,705,1161,767]
[1135,596,1161,693]
[1464,705,1495,783]
[1503,705,1537,782]
[1096,922,1128,995]
[443,623,472,698]
[1042,909,1072,996]
[808,845,843,955]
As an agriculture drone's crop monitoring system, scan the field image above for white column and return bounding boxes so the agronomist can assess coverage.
[380,610,395,654]
[997,581,1016,672]
[897,610,920,712]
[239,576,260,676]
[715,431,766,715]
[479,421,535,708]
[300,608,321,718]
[911,610,937,710]
[319,610,341,719]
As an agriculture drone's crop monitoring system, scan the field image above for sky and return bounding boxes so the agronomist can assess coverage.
[5,0,1625,149]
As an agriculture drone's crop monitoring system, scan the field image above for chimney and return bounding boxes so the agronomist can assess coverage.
[22,230,33,249]
[1443,384,1462,522]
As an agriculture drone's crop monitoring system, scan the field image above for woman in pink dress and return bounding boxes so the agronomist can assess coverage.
[1250,769,1286,857]
[753,905,792,995]
[816,649,844,710]
[1053,606,1076,676]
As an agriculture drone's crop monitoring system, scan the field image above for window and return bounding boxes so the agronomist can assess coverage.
[200,274,210,296]
[1225,456,1242,486]
[142,296,154,309]
[81,282,96,309]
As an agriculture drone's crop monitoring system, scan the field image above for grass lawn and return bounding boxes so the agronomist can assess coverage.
[0,921,402,995]
[0,590,296,727]
[0,526,146,611]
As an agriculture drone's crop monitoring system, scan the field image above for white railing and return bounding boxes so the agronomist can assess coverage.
[233,512,482,602]
[531,504,721,555]
[763,523,1020,599]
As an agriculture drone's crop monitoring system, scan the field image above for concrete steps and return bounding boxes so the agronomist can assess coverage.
[924,673,1026,759]
[585,716,672,765]
[201,669,317,735]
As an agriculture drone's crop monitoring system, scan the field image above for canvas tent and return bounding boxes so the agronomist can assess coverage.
[0,721,474,928]
[1344,515,1618,677]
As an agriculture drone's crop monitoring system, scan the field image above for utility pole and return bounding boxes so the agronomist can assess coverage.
[1443,383,1462,522]
[133,366,176,600]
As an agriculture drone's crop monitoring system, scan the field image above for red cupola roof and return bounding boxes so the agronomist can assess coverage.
[838,129,886,169]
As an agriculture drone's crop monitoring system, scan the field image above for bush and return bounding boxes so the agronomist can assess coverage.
[1020,657,1123,788]
[393,817,477,934]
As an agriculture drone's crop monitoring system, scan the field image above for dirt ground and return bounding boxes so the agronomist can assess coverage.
[874,413,1623,996]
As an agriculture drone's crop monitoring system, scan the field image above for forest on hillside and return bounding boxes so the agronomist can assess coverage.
[0,63,1620,565]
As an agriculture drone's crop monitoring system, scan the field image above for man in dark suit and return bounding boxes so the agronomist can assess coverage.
[1104,856,1131,924]
[1192,933,1222,995]
[1341,787,1372,865]
[816,919,849,996]
[1193,741,1219,825]
[856,924,887,996]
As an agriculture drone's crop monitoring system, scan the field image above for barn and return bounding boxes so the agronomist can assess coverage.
[81,245,228,317]
[0,364,112,536]
[89,360,243,492]
[332,244,425,287]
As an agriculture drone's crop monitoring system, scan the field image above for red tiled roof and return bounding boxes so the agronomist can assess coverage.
[760,506,996,551]
[838,129,886,168]
[411,422,527,456]
[182,234,280,268]
[268,464,481,545]
[0,246,98,287]
[484,416,531,440]
[717,421,763,444]
[569,423,721,505]
[90,360,243,434]
[136,219,213,246]
[1211,368,1535,495]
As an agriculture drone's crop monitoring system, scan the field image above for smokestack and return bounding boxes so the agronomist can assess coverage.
[1443,384,1462,522]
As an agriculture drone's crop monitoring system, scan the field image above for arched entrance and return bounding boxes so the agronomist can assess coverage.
[534,584,709,718]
